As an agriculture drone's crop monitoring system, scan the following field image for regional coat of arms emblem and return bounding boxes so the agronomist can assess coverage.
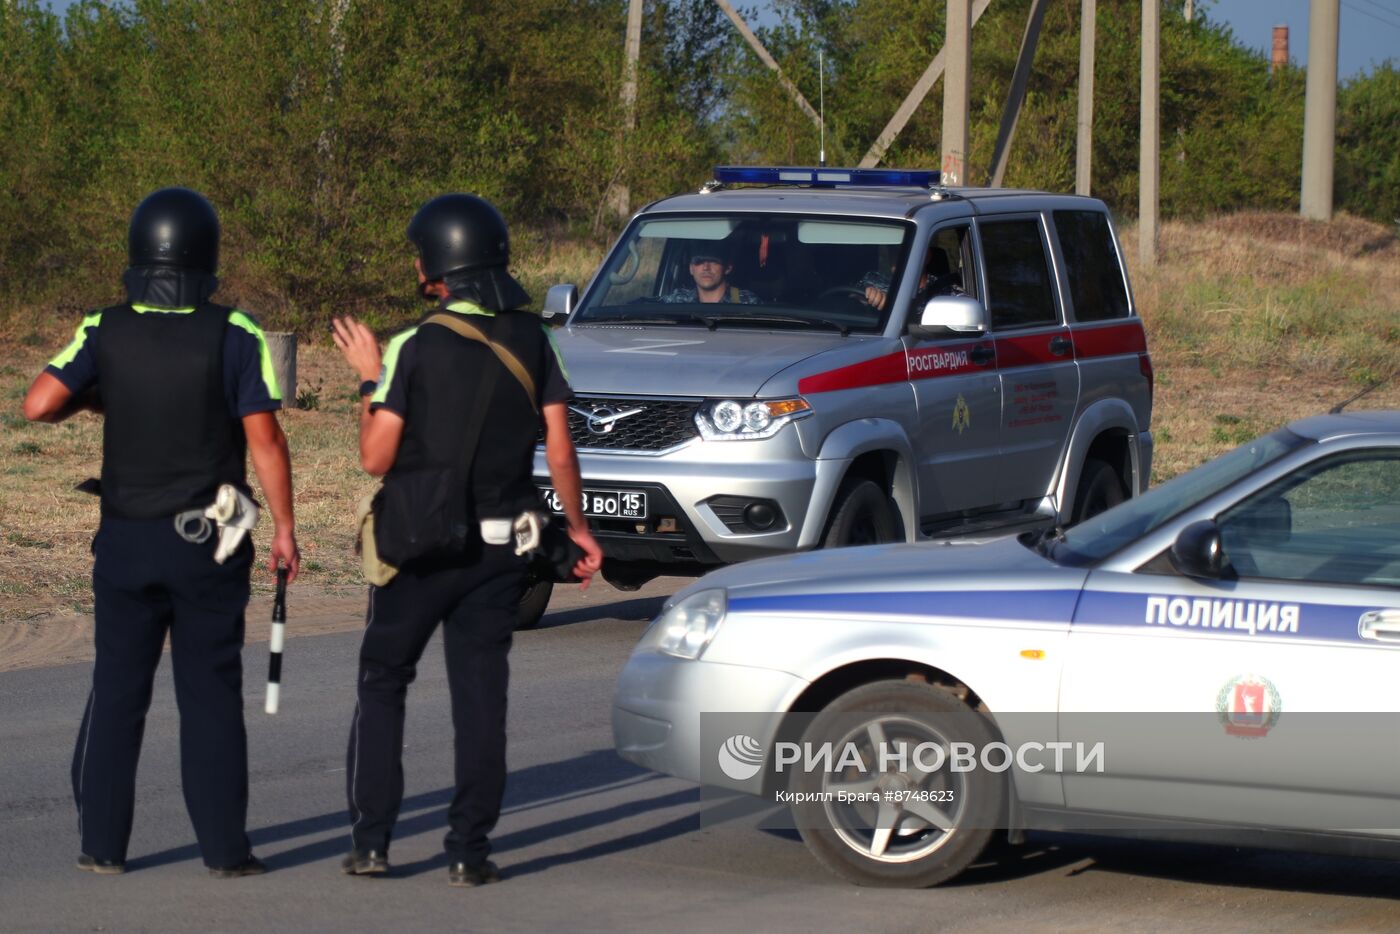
[1215,674,1282,738]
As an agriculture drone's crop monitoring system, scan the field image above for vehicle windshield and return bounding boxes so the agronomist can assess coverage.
[1051,428,1312,565]
[572,213,915,334]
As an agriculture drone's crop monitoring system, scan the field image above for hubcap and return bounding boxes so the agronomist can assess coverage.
[820,716,965,863]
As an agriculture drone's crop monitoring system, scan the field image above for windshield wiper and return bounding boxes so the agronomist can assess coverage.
[701,313,851,336]
[584,314,710,327]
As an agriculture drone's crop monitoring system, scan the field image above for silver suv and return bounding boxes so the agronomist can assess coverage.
[529,166,1153,612]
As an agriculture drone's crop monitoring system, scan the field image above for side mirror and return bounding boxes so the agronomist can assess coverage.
[1170,520,1225,579]
[913,295,988,335]
[543,284,578,320]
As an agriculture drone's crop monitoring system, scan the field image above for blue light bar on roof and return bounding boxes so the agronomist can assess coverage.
[713,165,939,187]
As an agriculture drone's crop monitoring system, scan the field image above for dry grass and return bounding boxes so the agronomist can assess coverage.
[1121,212,1400,480]
[0,342,375,622]
[1,213,1396,622]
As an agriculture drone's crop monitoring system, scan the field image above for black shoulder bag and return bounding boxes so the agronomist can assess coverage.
[371,324,502,568]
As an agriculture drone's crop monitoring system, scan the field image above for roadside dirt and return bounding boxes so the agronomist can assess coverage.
[0,585,366,674]
[0,577,676,674]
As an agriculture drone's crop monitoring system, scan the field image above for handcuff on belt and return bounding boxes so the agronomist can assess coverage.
[174,484,261,563]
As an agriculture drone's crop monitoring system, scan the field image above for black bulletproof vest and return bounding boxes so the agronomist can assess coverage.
[389,309,546,519]
[96,303,247,518]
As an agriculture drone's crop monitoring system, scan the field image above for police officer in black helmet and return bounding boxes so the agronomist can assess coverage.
[331,193,601,886]
[23,187,300,877]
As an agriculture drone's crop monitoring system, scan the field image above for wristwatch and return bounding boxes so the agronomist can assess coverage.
[358,380,377,397]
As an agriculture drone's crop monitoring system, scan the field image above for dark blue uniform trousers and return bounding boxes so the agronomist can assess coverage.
[73,516,254,868]
[346,544,525,866]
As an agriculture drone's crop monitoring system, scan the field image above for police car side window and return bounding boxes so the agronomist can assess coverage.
[1052,210,1131,322]
[979,218,1058,330]
[1218,453,1400,586]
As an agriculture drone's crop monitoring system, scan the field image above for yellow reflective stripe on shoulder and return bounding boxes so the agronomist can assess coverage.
[372,326,419,405]
[131,304,196,314]
[228,310,282,400]
[445,300,495,317]
[48,312,103,369]
[543,325,570,382]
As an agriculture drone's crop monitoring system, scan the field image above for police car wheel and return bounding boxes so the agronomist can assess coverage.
[791,680,1004,887]
[823,479,902,549]
[1072,458,1126,525]
[517,576,553,630]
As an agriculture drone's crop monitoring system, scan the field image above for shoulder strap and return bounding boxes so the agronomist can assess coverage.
[424,312,538,413]
[729,286,739,303]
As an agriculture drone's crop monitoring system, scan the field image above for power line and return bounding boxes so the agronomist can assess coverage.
[1341,0,1400,31]
[1351,0,1400,17]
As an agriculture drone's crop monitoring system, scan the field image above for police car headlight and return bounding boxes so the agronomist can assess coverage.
[643,589,727,659]
[712,400,744,433]
[695,398,810,441]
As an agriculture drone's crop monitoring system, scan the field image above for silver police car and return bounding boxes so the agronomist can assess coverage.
[613,410,1400,886]
[530,166,1152,627]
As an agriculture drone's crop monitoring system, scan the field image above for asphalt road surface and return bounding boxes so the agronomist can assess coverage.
[4,580,1400,933]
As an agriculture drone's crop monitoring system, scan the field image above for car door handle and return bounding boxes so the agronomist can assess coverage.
[970,345,995,365]
[1048,335,1073,357]
[1358,609,1400,642]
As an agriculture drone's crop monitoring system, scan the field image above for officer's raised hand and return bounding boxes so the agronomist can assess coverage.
[331,316,382,385]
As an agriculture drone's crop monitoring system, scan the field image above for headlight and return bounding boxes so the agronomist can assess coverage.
[695,398,810,441]
[642,589,727,659]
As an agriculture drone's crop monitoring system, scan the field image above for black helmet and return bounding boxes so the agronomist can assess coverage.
[407,194,510,280]
[127,187,220,274]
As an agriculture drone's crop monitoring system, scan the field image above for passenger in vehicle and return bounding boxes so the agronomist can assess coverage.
[661,245,761,305]
[860,249,964,312]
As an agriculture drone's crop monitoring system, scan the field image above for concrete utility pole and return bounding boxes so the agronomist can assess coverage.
[1139,0,1159,269]
[1076,0,1097,195]
[610,0,645,219]
[1300,0,1339,221]
[989,0,1050,187]
[940,0,972,185]
[858,0,991,169]
[714,0,825,135]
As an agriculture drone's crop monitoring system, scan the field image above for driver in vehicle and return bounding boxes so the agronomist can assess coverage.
[661,244,761,305]
[859,248,964,312]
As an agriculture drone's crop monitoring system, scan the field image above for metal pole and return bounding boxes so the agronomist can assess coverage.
[1076,0,1096,195]
[714,0,825,134]
[1139,0,1160,269]
[1300,0,1339,221]
[859,0,991,169]
[989,0,1050,188]
[940,0,972,185]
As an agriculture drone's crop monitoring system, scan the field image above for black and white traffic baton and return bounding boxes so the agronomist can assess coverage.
[265,566,287,714]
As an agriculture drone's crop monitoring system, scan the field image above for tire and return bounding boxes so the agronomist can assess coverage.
[1071,457,1127,525]
[516,573,554,630]
[790,680,1005,887]
[822,478,902,549]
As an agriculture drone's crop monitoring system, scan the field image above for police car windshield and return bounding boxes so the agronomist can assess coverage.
[572,213,914,333]
[1053,428,1311,565]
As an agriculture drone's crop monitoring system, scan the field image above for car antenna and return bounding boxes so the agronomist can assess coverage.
[818,49,826,167]
[1329,380,1386,414]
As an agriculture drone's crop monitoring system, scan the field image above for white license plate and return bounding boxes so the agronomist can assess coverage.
[539,487,648,519]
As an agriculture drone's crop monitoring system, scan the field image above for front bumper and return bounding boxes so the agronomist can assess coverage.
[534,426,822,566]
[612,649,809,795]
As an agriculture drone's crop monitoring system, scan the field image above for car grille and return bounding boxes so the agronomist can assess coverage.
[542,396,701,452]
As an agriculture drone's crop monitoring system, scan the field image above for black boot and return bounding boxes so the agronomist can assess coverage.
[341,849,390,876]
[447,859,501,887]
